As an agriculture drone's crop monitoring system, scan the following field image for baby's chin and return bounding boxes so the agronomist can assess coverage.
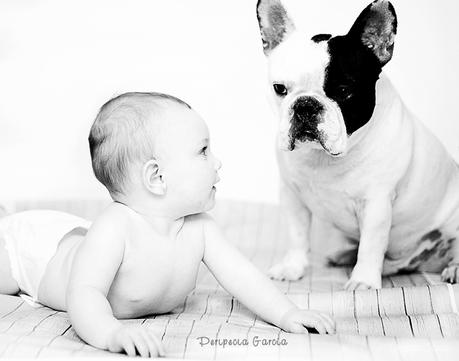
[178,200,216,218]
[200,195,217,213]
[177,187,217,216]
[198,189,218,213]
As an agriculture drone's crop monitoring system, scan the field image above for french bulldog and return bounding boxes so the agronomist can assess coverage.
[256,0,459,289]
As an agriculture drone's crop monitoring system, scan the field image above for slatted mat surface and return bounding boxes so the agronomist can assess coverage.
[1,200,458,360]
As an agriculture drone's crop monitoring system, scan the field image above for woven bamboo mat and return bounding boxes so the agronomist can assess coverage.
[0,200,458,359]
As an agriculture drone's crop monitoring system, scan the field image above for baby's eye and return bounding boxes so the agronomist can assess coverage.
[200,146,208,156]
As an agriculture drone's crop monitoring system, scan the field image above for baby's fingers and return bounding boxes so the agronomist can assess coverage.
[142,329,165,357]
[121,337,137,357]
[299,314,331,335]
[130,333,150,358]
[316,313,335,334]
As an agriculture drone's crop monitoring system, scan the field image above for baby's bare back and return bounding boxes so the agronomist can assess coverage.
[38,206,205,317]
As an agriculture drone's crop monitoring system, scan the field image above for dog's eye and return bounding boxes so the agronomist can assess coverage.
[273,84,288,96]
[337,86,352,100]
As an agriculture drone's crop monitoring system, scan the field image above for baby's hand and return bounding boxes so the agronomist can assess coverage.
[106,324,165,358]
[279,308,335,335]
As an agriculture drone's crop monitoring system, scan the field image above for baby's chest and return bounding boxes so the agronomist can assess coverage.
[109,228,204,315]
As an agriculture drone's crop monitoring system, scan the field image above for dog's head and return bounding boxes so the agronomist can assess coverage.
[257,0,397,156]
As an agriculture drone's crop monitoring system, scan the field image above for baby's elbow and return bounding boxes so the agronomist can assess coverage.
[65,284,82,315]
[66,284,99,313]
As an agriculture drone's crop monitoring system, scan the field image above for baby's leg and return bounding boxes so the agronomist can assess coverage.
[0,235,19,294]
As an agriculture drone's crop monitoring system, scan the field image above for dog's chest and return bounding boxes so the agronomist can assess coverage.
[284,156,362,234]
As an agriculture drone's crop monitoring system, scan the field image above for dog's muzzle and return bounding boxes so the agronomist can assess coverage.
[286,95,347,156]
[288,96,324,150]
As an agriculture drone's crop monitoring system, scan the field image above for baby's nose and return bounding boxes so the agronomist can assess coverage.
[215,158,222,170]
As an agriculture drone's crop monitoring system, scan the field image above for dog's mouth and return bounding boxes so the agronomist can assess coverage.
[288,130,316,151]
[286,135,344,157]
[285,125,347,157]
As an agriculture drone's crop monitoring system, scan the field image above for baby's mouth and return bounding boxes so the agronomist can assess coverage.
[211,176,220,192]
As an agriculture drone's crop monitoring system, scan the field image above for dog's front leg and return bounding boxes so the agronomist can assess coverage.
[345,196,393,290]
[268,182,310,281]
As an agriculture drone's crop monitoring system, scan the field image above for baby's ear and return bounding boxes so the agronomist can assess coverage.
[143,159,166,196]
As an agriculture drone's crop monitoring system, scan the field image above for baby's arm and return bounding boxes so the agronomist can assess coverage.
[66,207,164,357]
[202,215,334,334]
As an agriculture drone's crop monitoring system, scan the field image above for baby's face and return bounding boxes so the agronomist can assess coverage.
[155,105,221,216]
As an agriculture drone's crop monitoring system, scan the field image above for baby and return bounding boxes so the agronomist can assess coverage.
[0,92,334,358]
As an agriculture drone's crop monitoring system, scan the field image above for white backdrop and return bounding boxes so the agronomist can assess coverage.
[1,0,458,204]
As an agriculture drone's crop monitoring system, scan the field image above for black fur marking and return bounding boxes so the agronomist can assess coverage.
[324,35,382,134]
[321,1,398,135]
[409,248,436,266]
[311,34,332,43]
[419,229,442,243]
[407,240,453,269]
[289,96,324,150]
[406,232,454,271]
[348,0,397,65]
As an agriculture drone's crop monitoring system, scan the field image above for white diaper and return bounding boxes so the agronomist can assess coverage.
[0,210,91,306]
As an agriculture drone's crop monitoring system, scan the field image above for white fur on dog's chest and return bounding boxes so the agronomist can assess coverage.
[281,153,363,235]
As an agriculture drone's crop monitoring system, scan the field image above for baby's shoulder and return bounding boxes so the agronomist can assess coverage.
[77,203,130,261]
[89,202,131,234]
[182,213,218,241]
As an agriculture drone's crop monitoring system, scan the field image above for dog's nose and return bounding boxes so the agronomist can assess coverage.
[291,96,324,127]
[292,95,323,111]
[289,96,325,149]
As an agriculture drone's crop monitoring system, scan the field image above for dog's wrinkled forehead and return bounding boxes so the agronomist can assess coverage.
[268,32,330,90]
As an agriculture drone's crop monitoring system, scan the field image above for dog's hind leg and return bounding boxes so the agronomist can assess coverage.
[327,243,358,267]
[323,226,359,266]
[441,237,459,283]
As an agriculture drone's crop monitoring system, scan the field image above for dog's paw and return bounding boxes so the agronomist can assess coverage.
[441,264,459,283]
[344,279,378,291]
[345,265,381,290]
[268,249,308,281]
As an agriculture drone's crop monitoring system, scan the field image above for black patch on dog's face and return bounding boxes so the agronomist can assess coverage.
[289,96,324,150]
[311,34,332,43]
[323,35,382,135]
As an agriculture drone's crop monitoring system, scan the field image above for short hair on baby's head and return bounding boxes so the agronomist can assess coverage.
[89,92,191,196]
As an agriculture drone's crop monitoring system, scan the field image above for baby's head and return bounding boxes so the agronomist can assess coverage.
[89,92,221,217]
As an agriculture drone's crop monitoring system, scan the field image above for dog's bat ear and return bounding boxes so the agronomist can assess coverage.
[347,0,397,66]
[256,0,295,56]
